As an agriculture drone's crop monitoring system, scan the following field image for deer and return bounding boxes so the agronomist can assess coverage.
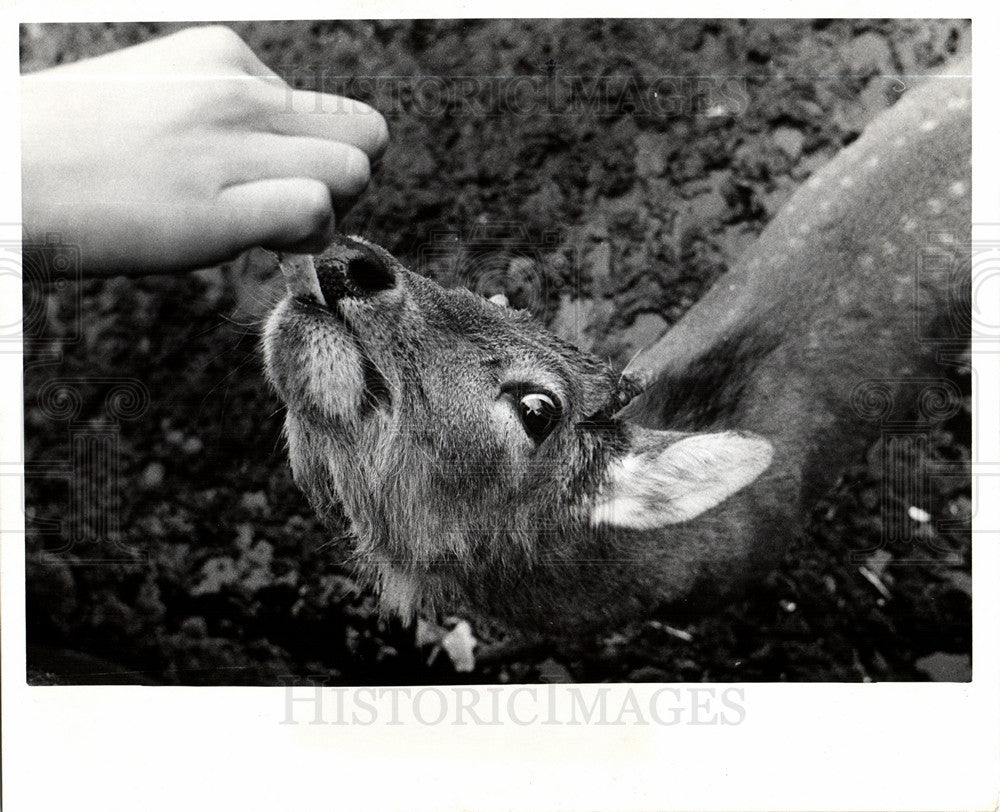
[262,56,970,636]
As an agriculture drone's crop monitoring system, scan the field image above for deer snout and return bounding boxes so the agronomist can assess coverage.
[315,239,396,306]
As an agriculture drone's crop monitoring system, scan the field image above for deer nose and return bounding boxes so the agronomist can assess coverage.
[315,240,396,305]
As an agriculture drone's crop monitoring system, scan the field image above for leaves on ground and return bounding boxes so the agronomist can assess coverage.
[23,20,970,685]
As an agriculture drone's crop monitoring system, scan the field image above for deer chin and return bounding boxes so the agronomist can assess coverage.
[371,563,426,623]
[361,550,478,625]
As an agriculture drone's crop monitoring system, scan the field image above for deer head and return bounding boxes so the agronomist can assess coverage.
[263,236,773,629]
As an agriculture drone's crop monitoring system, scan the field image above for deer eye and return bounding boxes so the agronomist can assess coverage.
[517,391,562,444]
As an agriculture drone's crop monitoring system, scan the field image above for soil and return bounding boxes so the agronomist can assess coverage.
[22,19,971,685]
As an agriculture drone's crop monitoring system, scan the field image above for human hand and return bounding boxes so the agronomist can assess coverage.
[21,25,389,276]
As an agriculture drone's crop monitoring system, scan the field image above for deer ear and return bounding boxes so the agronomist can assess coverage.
[589,431,773,529]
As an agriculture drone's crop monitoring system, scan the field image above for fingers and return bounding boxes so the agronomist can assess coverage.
[260,87,390,163]
[101,25,390,164]
[226,135,371,206]
[178,26,390,162]
[215,177,337,252]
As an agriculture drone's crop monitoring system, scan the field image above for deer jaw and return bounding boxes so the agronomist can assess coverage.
[263,236,774,626]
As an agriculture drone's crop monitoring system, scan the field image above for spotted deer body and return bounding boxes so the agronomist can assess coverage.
[263,58,970,633]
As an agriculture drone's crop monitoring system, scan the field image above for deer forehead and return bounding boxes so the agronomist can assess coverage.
[363,281,614,410]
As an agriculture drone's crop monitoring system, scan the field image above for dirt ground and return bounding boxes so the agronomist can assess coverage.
[22,19,971,684]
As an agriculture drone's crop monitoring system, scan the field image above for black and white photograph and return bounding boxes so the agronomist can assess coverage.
[19,18,973,685]
[3,10,998,812]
